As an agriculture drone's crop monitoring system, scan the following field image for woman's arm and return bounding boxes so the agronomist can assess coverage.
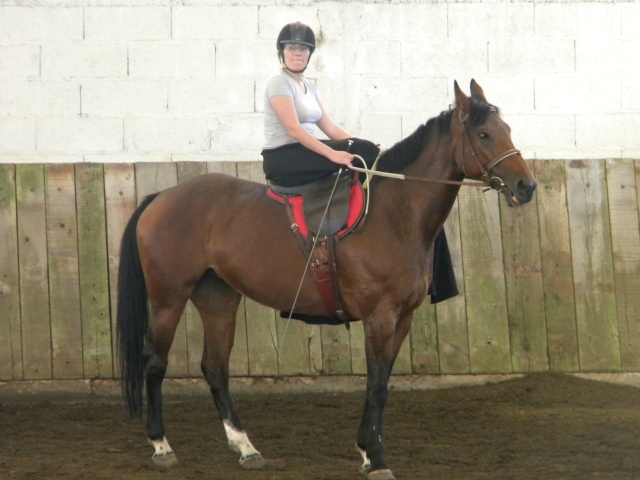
[270,95,353,165]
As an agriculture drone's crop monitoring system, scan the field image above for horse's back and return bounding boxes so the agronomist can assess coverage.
[135,171,296,284]
[139,173,266,227]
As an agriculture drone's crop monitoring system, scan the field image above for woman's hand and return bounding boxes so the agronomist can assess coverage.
[328,150,353,165]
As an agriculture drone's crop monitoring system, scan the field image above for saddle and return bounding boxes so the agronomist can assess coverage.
[267,172,366,326]
[267,172,364,238]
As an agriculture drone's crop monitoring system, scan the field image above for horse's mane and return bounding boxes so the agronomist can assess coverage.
[376,97,498,173]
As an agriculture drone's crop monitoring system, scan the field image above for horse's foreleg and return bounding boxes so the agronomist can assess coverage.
[192,273,265,470]
[144,302,186,467]
[357,312,413,480]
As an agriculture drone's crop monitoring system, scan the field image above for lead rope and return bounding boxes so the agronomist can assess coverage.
[277,168,345,365]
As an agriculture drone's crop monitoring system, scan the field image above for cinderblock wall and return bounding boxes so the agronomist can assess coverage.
[1,0,639,164]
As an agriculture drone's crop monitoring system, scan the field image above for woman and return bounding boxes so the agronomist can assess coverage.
[262,22,458,304]
[262,21,379,187]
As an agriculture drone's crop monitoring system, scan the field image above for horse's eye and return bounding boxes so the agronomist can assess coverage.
[478,132,490,140]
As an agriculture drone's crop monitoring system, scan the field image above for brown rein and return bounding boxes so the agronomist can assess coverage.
[349,108,520,193]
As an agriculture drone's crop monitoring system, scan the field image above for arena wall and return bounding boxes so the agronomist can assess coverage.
[1,0,639,383]
[1,0,638,164]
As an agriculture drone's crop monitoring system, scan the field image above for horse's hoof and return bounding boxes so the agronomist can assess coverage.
[368,469,396,480]
[240,452,265,470]
[152,451,178,468]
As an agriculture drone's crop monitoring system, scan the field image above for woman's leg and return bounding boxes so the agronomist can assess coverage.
[262,139,380,187]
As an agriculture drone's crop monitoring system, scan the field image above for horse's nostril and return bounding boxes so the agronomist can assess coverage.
[518,180,537,197]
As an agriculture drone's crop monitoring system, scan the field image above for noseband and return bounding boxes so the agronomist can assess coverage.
[455,108,521,193]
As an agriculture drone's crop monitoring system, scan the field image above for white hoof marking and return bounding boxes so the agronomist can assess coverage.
[148,437,177,467]
[223,420,263,468]
[356,444,372,474]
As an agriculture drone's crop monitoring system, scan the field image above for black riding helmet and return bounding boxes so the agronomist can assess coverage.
[277,22,316,70]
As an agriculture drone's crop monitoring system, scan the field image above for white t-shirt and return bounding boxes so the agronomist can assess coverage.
[263,71,322,150]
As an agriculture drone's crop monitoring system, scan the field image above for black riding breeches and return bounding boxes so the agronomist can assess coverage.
[261,138,380,187]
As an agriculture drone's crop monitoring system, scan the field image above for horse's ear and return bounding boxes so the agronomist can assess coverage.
[470,79,488,103]
[454,80,470,113]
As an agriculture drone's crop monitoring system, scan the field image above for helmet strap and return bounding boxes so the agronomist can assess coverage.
[282,53,312,74]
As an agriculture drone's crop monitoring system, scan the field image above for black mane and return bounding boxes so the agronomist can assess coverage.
[376,97,498,173]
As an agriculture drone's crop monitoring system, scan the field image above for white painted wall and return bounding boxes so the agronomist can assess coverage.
[1,0,639,164]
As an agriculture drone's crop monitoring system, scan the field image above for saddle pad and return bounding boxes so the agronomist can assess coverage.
[267,181,365,238]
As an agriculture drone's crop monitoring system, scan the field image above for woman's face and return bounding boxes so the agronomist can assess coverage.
[283,43,311,71]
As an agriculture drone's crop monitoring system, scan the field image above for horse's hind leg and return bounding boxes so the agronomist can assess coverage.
[145,301,187,467]
[191,270,265,470]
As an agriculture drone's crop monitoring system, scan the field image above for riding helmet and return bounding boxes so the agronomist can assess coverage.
[277,22,316,53]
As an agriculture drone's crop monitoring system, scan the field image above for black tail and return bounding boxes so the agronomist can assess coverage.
[116,193,159,418]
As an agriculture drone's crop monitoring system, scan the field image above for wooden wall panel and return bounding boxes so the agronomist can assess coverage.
[410,302,439,374]
[104,163,137,377]
[500,163,547,373]
[16,164,51,379]
[606,159,640,371]
[436,200,471,374]
[458,188,511,373]
[3,159,640,381]
[76,164,113,378]
[534,161,579,372]
[45,164,83,379]
[566,160,620,372]
[0,165,21,380]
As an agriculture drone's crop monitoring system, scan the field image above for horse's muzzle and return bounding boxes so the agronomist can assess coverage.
[506,178,537,206]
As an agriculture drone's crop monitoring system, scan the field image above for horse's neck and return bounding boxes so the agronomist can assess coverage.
[391,142,463,243]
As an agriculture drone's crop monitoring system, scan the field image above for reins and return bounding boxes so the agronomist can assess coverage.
[349,107,521,194]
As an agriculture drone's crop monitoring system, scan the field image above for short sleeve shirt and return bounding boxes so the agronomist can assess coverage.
[263,71,322,149]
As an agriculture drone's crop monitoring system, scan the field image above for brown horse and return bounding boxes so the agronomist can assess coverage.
[117,80,536,480]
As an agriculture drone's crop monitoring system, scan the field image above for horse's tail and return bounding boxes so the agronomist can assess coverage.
[116,193,159,418]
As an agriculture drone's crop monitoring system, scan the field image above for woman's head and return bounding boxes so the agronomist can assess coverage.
[277,22,315,73]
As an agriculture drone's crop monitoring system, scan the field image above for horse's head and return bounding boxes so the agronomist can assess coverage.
[453,79,537,207]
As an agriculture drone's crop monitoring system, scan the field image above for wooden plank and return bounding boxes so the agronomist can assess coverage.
[104,163,136,376]
[177,162,208,376]
[276,313,322,375]
[44,164,83,379]
[15,164,51,379]
[606,159,640,371]
[410,302,439,374]
[207,161,237,177]
[566,160,620,372]
[178,161,207,183]
[500,161,548,373]
[534,160,579,372]
[320,324,352,374]
[223,163,249,377]
[458,188,511,373]
[75,164,112,378]
[229,306,249,377]
[134,162,177,202]
[237,162,279,375]
[0,164,22,380]
[436,200,470,374]
[133,163,190,377]
[349,321,367,375]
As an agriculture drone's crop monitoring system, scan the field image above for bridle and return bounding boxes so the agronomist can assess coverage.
[454,107,521,193]
[348,106,521,193]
